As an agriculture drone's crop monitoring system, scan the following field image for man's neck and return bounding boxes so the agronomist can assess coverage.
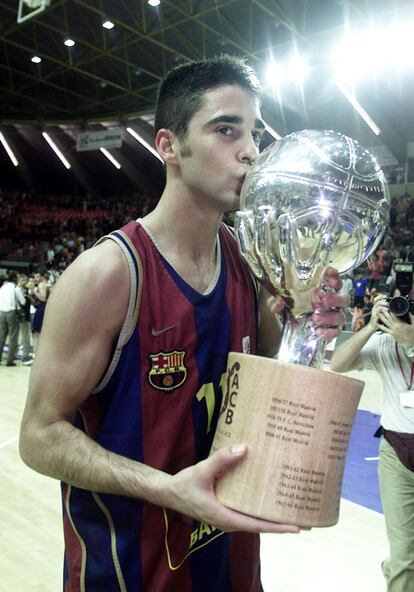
[140,187,226,293]
[142,188,223,265]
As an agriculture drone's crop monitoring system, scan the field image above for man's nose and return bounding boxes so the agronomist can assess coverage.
[238,135,259,165]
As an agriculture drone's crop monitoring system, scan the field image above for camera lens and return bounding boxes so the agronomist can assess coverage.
[389,296,410,316]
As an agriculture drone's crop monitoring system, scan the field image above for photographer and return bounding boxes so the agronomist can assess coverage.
[331,283,414,592]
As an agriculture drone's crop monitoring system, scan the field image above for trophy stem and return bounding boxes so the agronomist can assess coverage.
[277,312,327,368]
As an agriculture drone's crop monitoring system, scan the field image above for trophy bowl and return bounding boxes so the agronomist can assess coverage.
[211,130,390,526]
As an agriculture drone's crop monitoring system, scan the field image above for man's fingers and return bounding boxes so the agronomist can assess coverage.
[321,267,342,291]
[204,444,248,482]
[267,296,286,315]
[215,504,301,534]
[313,293,349,309]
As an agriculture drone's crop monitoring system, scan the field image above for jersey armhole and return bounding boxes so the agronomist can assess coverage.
[92,231,143,393]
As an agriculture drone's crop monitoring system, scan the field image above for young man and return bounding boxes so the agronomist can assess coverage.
[331,294,414,592]
[17,273,32,363]
[20,56,345,591]
[0,271,25,365]
[30,271,50,354]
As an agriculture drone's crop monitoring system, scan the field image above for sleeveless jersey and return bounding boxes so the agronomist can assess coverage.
[62,220,260,592]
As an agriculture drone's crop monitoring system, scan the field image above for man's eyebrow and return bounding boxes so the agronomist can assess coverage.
[205,114,265,130]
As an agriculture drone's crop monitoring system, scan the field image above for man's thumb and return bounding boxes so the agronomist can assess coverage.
[208,444,247,478]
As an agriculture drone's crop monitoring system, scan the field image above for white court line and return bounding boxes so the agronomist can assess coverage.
[0,435,18,449]
[341,498,384,517]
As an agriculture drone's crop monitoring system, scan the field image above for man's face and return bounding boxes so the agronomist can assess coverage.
[174,84,264,212]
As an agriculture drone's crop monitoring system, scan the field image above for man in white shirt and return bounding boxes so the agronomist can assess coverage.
[331,294,414,592]
[0,271,25,366]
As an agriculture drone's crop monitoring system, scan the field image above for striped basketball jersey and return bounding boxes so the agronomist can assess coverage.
[62,219,261,592]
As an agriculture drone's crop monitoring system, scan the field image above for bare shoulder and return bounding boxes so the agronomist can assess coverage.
[61,239,128,290]
[45,239,130,337]
[24,240,131,420]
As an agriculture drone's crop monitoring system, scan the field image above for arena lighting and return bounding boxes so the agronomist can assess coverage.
[148,0,161,6]
[126,127,164,163]
[31,55,41,63]
[290,53,308,84]
[102,20,115,30]
[263,122,282,140]
[64,38,75,47]
[0,132,19,166]
[266,53,308,87]
[332,23,414,82]
[335,79,381,136]
[265,60,283,87]
[100,147,121,169]
[42,132,71,169]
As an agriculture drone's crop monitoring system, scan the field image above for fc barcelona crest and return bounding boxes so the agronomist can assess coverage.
[148,350,187,392]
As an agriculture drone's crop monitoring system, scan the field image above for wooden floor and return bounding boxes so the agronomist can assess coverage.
[0,361,388,592]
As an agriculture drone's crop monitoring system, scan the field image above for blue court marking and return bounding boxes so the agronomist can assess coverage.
[341,409,383,514]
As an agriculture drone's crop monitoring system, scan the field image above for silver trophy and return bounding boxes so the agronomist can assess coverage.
[211,131,390,526]
[236,129,390,367]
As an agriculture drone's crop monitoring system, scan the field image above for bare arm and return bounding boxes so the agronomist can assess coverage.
[330,295,388,373]
[20,241,136,492]
[20,241,299,534]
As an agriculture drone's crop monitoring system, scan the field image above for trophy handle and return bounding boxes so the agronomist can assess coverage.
[234,210,265,282]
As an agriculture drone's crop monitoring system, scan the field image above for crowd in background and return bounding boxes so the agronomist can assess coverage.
[1,188,414,364]
[0,188,159,269]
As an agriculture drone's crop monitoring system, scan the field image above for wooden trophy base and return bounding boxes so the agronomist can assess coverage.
[211,352,364,527]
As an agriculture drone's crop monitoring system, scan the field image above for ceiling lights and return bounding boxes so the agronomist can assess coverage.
[42,132,71,169]
[335,79,381,136]
[0,132,19,166]
[31,55,41,63]
[126,127,164,163]
[102,20,115,30]
[100,147,121,169]
[266,54,308,87]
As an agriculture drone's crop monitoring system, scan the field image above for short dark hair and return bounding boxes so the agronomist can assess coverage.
[7,271,18,283]
[154,54,262,141]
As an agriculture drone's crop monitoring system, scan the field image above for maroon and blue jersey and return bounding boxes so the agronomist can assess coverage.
[62,219,260,591]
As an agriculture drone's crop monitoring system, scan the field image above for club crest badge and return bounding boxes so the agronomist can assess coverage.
[148,350,187,392]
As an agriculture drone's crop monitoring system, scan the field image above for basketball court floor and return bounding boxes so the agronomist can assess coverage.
[0,354,388,592]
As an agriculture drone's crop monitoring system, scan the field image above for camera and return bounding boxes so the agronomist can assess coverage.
[386,262,414,323]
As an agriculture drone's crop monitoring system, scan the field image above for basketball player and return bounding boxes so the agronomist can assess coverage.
[20,56,347,591]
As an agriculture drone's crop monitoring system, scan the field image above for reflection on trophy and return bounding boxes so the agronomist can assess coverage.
[211,130,390,527]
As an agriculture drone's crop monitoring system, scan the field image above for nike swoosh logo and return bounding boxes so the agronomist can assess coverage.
[151,324,179,337]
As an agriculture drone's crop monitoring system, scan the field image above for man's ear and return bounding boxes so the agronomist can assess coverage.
[155,129,178,165]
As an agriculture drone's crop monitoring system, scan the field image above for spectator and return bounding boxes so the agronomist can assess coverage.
[17,274,33,364]
[351,306,365,332]
[353,271,367,308]
[0,271,25,366]
[30,271,50,355]
[368,255,384,292]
